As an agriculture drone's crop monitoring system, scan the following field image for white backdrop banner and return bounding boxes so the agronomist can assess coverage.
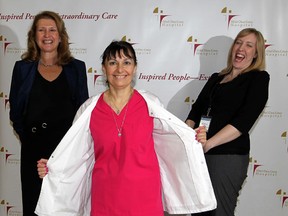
[0,0,287,215]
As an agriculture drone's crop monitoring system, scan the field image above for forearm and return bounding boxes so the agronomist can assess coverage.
[185,119,195,128]
[204,124,242,152]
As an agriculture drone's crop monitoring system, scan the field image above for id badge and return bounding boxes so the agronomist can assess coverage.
[199,115,212,131]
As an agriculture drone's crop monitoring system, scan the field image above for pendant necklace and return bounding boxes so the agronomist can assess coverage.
[109,89,133,115]
[109,89,133,137]
[111,104,129,137]
[39,60,55,67]
[110,100,121,115]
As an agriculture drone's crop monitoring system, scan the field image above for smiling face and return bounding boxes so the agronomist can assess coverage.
[102,50,137,90]
[231,33,258,72]
[35,18,60,54]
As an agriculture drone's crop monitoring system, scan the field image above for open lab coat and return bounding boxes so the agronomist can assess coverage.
[35,90,216,216]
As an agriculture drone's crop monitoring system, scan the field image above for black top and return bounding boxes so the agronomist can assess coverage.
[24,70,75,129]
[187,70,270,154]
[9,59,89,139]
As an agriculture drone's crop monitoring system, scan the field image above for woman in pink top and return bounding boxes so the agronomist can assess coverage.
[89,41,162,215]
[90,41,163,216]
[37,41,208,216]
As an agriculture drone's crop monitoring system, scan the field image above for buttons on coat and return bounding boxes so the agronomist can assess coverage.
[31,122,48,133]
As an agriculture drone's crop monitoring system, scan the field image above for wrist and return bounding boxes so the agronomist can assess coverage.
[204,139,213,152]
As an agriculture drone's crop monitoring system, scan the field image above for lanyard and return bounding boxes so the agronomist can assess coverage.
[207,80,221,116]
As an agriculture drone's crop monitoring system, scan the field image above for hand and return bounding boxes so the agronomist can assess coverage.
[195,126,213,153]
[195,126,207,146]
[37,158,48,179]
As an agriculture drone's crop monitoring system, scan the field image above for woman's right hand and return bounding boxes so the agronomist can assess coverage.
[37,158,48,178]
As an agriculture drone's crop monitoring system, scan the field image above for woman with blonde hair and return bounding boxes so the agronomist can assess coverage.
[186,28,270,216]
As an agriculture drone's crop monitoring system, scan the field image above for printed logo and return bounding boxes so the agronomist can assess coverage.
[87,67,104,87]
[0,34,25,55]
[0,146,14,164]
[187,36,219,57]
[249,157,277,177]
[221,7,253,29]
[69,40,87,55]
[264,40,273,49]
[70,47,87,55]
[249,157,263,176]
[0,35,13,55]
[153,7,184,28]
[281,131,287,152]
[0,92,9,110]
[0,147,20,165]
[121,35,151,55]
[121,36,137,45]
[264,40,288,57]
[276,189,288,208]
[153,7,170,27]
[0,200,21,216]
[260,105,282,119]
[187,36,204,56]
[184,96,195,110]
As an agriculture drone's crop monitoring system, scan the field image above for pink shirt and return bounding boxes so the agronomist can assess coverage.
[89,90,163,216]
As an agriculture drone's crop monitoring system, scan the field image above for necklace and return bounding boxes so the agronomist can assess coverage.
[39,60,55,67]
[109,89,133,115]
[108,89,133,136]
[110,100,121,114]
[111,104,129,137]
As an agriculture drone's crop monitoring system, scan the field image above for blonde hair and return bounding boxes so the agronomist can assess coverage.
[220,28,266,75]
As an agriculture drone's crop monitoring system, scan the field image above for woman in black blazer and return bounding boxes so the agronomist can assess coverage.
[9,11,89,216]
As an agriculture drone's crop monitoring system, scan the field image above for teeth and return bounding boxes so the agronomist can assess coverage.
[115,75,125,79]
[43,40,53,44]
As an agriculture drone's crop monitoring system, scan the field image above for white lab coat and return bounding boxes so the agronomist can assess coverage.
[35,90,216,216]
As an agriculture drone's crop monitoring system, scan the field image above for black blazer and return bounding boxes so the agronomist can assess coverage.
[9,58,89,138]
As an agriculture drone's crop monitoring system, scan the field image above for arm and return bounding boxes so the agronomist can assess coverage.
[77,60,89,105]
[186,73,220,128]
[202,124,241,153]
[229,72,269,134]
[185,119,195,128]
[9,61,25,137]
[185,74,220,146]
[204,71,269,153]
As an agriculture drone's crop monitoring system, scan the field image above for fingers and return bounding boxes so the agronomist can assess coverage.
[37,158,49,179]
[195,126,207,145]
